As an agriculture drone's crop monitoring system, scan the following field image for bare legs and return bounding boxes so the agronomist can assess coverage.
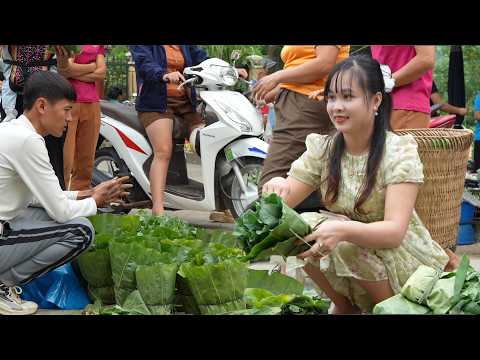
[303,262,360,314]
[303,261,394,314]
[146,118,173,215]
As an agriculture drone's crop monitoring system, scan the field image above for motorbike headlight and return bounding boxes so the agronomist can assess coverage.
[220,68,238,87]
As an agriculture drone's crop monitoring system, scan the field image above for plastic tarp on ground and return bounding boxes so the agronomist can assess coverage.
[21,263,91,310]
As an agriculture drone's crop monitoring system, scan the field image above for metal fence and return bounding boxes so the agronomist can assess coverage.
[105,54,129,100]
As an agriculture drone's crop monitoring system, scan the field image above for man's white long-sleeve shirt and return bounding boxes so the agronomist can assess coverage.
[0,115,97,223]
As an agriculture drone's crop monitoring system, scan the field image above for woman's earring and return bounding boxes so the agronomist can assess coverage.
[375,111,379,116]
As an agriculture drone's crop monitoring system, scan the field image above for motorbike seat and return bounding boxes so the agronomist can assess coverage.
[100,100,147,137]
[429,114,456,128]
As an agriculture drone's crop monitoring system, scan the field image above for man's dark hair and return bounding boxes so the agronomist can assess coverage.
[23,71,76,110]
[107,86,123,100]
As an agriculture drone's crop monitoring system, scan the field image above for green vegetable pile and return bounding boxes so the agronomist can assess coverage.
[78,209,332,316]
[77,211,248,315]
[373,255,480,315]
[233,193,312,261]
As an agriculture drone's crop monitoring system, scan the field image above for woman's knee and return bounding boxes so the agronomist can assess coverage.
[153,145,173,161]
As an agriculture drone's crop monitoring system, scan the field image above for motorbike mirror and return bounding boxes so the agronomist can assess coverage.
[261,58,277,74]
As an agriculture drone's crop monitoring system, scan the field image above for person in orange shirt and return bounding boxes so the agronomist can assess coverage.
[252,45,350,191]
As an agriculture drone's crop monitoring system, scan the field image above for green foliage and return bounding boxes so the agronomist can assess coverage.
[234,193,311,260]
[434,45,480,130]
[199,45,266,64]
[108,45,129,58]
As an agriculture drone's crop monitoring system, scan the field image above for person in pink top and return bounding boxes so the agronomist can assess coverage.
[57,45,106,190]
[370,45,435,130]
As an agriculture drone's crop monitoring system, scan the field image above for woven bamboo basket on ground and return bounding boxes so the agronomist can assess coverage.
[395,128,473,250]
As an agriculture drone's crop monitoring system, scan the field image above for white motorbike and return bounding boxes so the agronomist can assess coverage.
[93,53,268,217]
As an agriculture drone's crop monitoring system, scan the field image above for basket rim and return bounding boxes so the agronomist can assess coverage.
[395,128,473,137]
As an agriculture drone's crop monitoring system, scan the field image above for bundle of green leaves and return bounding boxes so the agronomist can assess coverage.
[233,193,311,261]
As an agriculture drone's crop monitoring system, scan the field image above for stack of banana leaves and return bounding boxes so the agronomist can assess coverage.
[79,212,249,315]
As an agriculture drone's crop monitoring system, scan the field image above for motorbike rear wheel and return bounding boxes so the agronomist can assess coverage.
[220,157,263,218]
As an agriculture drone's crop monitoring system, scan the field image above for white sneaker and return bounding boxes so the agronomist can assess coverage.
[0,282,38,315]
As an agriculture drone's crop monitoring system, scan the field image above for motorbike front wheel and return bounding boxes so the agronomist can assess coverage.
[220,157,264,218]
[92,147,137,214]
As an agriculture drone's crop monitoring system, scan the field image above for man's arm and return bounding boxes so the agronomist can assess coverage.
[392,46,435,87]
[15,136,97,223]
[431,92,467,116]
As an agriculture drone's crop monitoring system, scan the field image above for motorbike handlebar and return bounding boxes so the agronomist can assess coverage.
[178,75,202,89]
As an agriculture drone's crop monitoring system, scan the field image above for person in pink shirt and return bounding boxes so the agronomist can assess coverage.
[370,45,435,130]
[57,45,106,190]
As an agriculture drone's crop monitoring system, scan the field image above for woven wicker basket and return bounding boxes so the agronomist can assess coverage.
[395,128,473,250]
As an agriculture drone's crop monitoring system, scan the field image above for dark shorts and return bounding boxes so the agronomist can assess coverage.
[138,96,203,132]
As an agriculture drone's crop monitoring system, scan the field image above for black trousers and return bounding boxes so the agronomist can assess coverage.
[14,94,66,190]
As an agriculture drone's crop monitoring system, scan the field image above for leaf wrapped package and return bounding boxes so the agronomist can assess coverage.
[400,265,441,305]
[77,247,112,288]
[121,290,151,315]
[136,263,179,315]
[178,259,248,314]
[109,240,173,305]
[426,275,456,314]
[373,294,431,314]
[375,256,480,315]
[87,285,115,305]
[76,213,141,305]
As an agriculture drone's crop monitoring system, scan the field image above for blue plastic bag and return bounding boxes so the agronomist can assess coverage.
[21,263,91,310]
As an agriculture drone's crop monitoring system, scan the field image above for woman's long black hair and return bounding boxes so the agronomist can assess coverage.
[322,55,392,214]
